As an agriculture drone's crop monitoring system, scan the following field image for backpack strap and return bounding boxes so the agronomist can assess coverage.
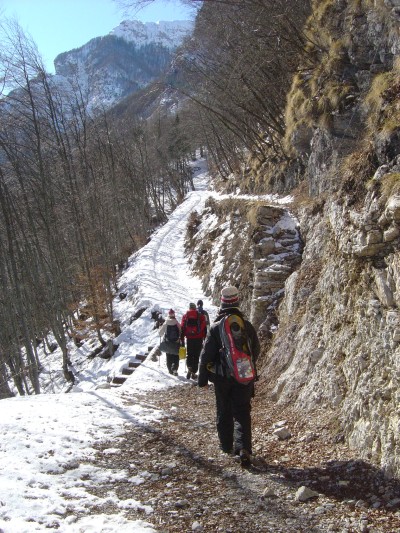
[217,317,230,377]
[243,320,257,379]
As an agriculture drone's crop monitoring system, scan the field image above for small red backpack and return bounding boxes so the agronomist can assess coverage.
[184,310,201,338]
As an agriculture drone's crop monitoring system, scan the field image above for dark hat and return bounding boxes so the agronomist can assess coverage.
[220,286,239,309]
[189,302,196,310]
[168,309,175,317]
[197,299,203,307]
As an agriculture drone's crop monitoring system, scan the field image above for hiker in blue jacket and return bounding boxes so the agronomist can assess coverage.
[159,309,181,376]
[198,286,260,467]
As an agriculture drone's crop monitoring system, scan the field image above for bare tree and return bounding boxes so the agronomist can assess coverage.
[116,1,310,174]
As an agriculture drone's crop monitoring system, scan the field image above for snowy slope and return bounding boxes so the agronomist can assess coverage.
[73,157,217,391]
[110,20,194,48]
[53,20,193,113]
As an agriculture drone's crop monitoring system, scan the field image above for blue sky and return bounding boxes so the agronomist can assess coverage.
[0,0,195,73]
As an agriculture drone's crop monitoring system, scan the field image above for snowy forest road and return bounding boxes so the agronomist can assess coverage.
[117,158,214,323]
[151,187,207,311]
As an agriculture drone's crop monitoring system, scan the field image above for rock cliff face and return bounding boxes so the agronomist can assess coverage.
[250,206,303,334]
[268,175,400,476]
[260,0,400,477]
[186,197,302,326]
[190,1,400,476]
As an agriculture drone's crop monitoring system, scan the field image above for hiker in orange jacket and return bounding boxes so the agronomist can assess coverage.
[181,302,207,380]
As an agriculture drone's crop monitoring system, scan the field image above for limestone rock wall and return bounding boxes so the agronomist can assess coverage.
[258,0,400,477]
[250,206,303,335]
[186,198,302,327]
[265,163,400,476]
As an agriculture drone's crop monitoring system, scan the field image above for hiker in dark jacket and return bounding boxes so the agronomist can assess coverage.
[181,302,207,380]
[197,299,210,333]
[159,309,181,375]
[198,286,260,467]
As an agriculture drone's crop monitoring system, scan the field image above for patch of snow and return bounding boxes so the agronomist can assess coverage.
[110,20,194,49]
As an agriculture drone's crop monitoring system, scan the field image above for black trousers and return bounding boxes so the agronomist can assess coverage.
[186,337,204,373]
[166,353,179,373]
[213,379,254,454]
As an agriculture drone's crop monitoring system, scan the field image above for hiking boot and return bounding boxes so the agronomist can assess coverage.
[239,449,251,468]
[186,370,192,379]
[220,446,233,454]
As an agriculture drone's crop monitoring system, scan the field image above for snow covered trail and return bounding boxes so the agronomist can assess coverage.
[120,158,211,312]
[151,188,205,307]
[113,155,292,343]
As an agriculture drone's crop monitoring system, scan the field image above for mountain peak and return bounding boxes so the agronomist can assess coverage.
[109,19,194,49]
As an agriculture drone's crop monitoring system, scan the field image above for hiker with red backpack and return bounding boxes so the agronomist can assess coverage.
[197,286,260,467]
[158,309,181,376]
[181,302,207,380]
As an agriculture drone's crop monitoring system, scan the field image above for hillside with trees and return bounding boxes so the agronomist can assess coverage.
[0,20,197,396]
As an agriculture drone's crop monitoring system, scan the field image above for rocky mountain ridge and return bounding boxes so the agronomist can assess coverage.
[53,19,193,113]
[109,19,194,48]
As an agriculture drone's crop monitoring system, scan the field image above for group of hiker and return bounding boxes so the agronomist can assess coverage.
[158,300,209,378]
[158,286,260,467]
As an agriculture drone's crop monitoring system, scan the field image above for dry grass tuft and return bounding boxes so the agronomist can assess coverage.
[340,142,379,207]
[364,58,400,135]
[380,172,400,200]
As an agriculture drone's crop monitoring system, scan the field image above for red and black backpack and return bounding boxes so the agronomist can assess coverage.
[184,310,201,338]
[218,313,255,384]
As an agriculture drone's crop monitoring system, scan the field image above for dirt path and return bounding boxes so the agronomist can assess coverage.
[86,382,400,532]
